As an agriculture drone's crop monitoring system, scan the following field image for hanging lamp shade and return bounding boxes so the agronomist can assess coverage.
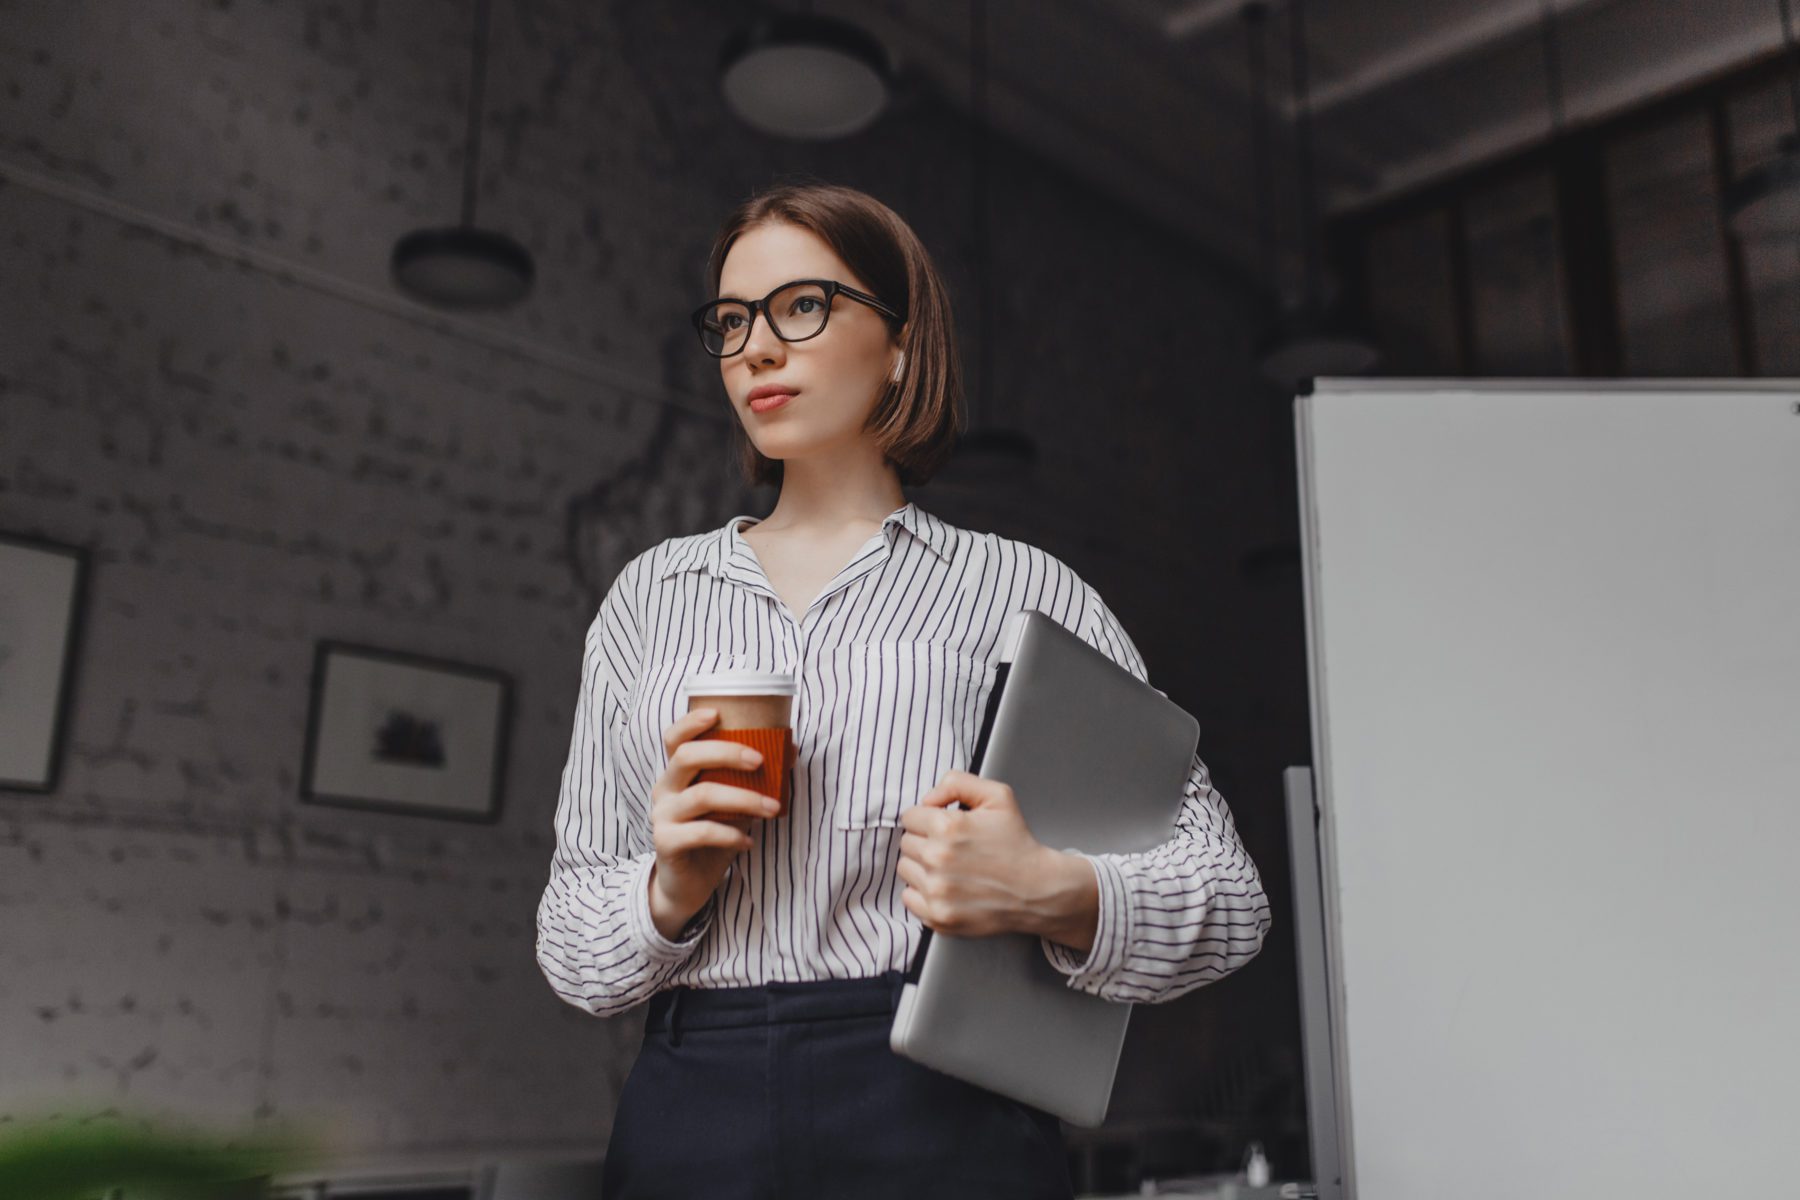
[1725,0,1800,238]
[1237,539,1301,585]
[936,426,1037,490]
[719,14,894,139]
[956,426,1037,467]
[1257,302,1381,391]
[392,226,534,309]
[1725,132,1800,240]
[942,0,1036,489]
[391,0,534,310]
[934,444,1035,494]
[1257,0,1378,390]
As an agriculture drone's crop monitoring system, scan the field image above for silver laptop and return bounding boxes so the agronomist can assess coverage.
[888,607,1201,1127]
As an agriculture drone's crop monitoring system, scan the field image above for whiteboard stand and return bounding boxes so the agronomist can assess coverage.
[1284,765,1343,1200]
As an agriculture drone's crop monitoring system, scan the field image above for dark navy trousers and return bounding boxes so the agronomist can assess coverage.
[600,969,1074,1199]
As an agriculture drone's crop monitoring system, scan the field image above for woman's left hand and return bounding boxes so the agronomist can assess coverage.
[897,769,1068,939]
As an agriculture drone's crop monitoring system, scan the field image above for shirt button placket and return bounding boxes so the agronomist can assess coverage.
[784,617,803,820]
[788,615,805,727]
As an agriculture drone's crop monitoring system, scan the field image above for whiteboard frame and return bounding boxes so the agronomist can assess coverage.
[1305,376,1800,393]
[1294,387,1359,1198]
[1292,375,1799,1200]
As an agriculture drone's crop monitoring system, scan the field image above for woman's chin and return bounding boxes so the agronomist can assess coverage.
[747,428,859,465]
[747,432,814,459]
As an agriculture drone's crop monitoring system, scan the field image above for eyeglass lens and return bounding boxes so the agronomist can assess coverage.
[698,281,831,356]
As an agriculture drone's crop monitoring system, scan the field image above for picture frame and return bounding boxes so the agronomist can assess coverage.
[300,640,511,824]
[0,532,90,793]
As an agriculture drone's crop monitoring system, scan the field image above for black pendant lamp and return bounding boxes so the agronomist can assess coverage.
[391,0,534,309]
[1256,0,1379,391]
[718,0,894,139]
[939,0,1036,490]
[1244,3,1280,330]
[1724,0,1800,239]
[1236,4,1302,587]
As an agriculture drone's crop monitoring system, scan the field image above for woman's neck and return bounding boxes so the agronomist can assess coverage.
[757,464,906,536]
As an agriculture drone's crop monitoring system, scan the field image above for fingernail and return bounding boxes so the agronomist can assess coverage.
[763,798,780,815]
[742,750,762,765]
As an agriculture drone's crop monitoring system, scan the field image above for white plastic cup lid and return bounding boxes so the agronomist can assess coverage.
[680,670,797,698]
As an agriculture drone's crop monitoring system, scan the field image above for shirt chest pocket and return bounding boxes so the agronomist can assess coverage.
[817,641,995,832]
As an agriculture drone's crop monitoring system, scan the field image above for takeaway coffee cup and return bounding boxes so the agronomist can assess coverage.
[679,671,797,817]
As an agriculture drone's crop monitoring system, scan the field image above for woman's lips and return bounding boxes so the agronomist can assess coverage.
[749,391,794,413]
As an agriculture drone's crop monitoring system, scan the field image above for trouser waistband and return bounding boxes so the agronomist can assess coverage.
[644,969,906,1042]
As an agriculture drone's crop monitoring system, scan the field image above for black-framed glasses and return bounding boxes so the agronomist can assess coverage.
[690,278,902,358]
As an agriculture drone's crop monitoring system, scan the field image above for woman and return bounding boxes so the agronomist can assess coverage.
[536,182,1272,1199]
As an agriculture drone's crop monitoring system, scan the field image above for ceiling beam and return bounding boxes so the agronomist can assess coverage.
[1160,0,1622,120]
[1302,0,1613,116]
[1337,21,1790,210]
[1161,0,1257,42]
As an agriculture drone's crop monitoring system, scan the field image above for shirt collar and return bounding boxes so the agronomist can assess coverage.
[657,500,956,581]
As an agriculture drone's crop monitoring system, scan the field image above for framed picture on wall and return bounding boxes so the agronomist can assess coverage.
[300,641,511,823]
[0,533,90,792]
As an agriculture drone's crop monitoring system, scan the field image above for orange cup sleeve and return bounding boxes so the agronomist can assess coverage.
[693,727,795,812]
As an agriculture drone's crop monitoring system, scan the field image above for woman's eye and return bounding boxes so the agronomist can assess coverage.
[791,297,822,314]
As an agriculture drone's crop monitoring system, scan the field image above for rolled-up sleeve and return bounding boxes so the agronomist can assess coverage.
[1038,582,1273,1004]
[536,555,716,1017]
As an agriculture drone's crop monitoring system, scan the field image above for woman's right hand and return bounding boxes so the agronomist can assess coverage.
[646,707,780,942]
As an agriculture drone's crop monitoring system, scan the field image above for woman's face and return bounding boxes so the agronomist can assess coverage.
[714,221,902,469]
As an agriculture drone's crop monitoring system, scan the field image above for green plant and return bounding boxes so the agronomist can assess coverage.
[0,1110,318,1200]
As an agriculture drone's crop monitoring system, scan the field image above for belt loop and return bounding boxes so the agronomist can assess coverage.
[668,988,684,1047]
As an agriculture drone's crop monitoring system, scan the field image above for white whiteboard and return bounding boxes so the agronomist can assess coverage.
[1295,380,1800,1199]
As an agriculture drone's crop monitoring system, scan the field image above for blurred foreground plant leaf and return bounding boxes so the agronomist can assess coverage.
[0,1111,318,1200]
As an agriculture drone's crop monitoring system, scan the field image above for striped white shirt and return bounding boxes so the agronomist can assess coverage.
[536,500,1271,1017]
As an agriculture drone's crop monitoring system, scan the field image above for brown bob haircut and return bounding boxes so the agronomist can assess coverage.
[701,180,964,489]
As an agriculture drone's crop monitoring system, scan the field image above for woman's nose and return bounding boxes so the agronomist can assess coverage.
[739,308,785,363]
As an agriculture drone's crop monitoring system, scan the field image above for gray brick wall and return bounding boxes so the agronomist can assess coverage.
[0,0,1307,1174]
